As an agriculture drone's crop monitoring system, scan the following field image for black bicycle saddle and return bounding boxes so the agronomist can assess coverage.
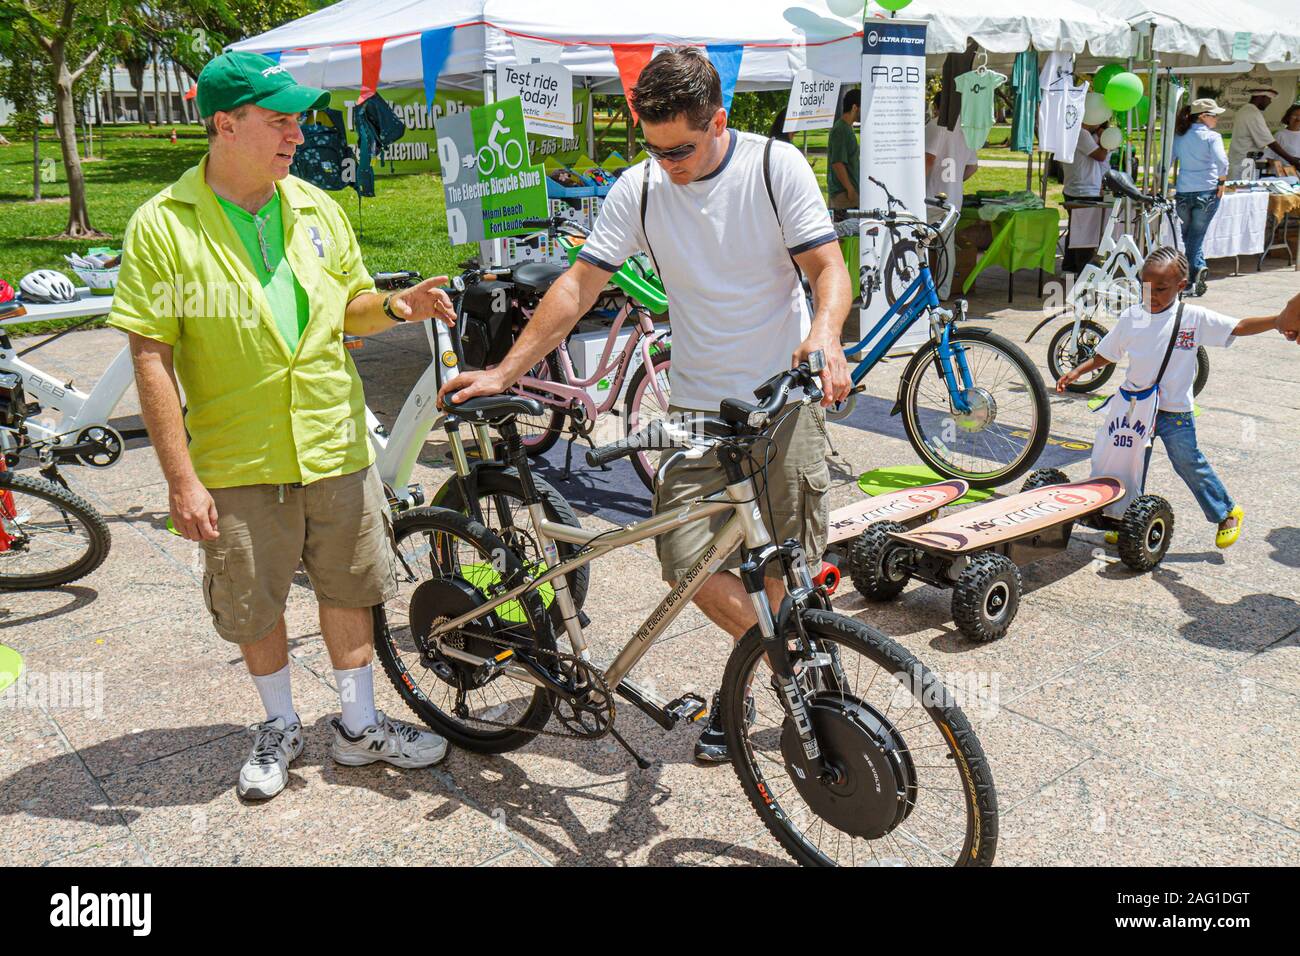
[512,262,565,296]
[445,394,544,423]
[1103,170,1154,205]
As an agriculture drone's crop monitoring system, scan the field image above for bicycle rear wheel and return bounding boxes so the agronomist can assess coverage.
[624,345,673,491]
[884,239,924,306]
[901,329,1050,488]
[722,609,997,867]
[0,470,111,589]
[378,507,555,753]
[511,353,566,456]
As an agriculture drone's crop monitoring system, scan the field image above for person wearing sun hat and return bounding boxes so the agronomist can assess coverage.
[1172,97,1230,295]
[107,49,462,801]
[1228,87,1299,177]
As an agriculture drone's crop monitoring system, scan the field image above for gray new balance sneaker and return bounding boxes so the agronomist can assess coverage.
[238,716,304,800]
[329,711,448,768]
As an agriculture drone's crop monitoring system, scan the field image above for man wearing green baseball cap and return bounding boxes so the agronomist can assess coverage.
[109,49,457,801]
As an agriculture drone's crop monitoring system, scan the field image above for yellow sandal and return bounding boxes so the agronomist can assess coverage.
[1216,506,1244,549]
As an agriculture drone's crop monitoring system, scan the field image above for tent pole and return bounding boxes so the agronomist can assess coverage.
[585,77,596,159]
[483,69,504,269]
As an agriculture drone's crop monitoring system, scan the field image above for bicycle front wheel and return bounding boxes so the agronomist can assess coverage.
[901,329,1050,488]
[1047,319,1114,393]
[0,470,111,589]
[884,239,924,306]
[722,608,998,867]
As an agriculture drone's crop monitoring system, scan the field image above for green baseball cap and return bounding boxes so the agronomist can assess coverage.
[196,50,330,119]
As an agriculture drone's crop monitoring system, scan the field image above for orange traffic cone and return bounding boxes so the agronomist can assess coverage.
[170,128,177,144]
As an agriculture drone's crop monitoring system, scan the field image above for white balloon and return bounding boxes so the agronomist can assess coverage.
[1083,91,1113,126]
[827,0,867,16]
[1099,126,1123,150]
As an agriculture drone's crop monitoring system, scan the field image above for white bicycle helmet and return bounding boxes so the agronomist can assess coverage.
[20,269,77,304]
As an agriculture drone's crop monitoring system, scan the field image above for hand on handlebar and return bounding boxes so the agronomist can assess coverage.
[437,367,509,410]
[388,275,457,326]
[793,333,850,407]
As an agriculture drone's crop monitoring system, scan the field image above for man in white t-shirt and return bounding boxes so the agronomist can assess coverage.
[1228,89,1299,178]
[1056,247,1296,549]
[1061,121,1112,274]
[924,109,979,297]
[440,48,851,763]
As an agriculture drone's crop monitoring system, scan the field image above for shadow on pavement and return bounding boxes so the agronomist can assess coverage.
[1151,567,1300,655]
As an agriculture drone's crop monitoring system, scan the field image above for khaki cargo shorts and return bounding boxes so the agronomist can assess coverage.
[652,403,831,583]
[200,464,397,644]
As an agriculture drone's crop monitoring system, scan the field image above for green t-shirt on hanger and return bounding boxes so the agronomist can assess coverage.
[954,69,1007,152]
[1009,51,1040,154]
[215,191,311,353]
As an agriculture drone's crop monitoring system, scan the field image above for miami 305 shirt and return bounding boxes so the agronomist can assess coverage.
[577,131,836,411]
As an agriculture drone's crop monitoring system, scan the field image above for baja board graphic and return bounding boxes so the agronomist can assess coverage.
[826,480,969,544]
[892,479,1124,553]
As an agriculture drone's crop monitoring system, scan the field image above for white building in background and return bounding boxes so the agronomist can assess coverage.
[0,59,197,126]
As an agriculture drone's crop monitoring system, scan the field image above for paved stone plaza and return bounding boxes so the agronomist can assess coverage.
[3,260,1297,866]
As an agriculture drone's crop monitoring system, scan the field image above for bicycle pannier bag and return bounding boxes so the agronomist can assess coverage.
[459,280,515,369]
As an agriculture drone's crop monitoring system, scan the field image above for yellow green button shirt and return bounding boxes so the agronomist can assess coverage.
[107,155,377,489]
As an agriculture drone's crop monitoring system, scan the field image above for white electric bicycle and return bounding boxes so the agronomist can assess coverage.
[1027,170,1207,394]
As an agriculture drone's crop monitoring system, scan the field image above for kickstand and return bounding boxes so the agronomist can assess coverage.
[608,726,652,770]
[816,408,853,475]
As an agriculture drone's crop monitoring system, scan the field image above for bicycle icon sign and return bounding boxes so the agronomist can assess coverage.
[469,108,525,175]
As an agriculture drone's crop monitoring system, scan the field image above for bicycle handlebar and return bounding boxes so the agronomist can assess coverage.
[584,354,825,468]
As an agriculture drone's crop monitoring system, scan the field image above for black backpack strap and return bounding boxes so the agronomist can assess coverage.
[638,162,662,277]
[1153,301,1185,390]
[763,136,805,285]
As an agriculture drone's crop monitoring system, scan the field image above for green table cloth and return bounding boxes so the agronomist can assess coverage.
[961,205,1061,294]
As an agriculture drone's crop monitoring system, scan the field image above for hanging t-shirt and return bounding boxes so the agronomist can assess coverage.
[954,70,1007,151]
[1096,301,1237,413]
[1038,53,1087,158]
[925,118,979,211]
[215,192,311,352]
[1009,51,1040,154]
[577,131,836,411]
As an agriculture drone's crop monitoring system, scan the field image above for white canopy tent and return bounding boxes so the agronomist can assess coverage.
[1095,0,1300,67]
[229,0,1139,94]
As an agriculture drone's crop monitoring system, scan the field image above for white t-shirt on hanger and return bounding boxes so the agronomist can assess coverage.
[1038,53,1087,158]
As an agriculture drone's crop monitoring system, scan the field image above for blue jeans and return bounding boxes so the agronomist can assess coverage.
[1142,410,1234,523]
[1176,190,1221,274]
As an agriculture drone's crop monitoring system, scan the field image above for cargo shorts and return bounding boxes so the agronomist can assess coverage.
[652,403,831,583]
[199,464,398,644]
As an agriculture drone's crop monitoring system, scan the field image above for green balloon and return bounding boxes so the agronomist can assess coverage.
[1104,72,1143,112]
[875,0,913,10]
[1119,94,1151,127]
[1092,64,1124,93]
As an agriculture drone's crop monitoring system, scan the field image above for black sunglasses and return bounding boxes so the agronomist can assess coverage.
[646,141,698,163]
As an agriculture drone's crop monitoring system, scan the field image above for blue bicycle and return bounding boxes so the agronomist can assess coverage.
[831,200,1050,488]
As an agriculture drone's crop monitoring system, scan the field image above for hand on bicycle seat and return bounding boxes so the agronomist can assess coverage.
[437,367,511,411]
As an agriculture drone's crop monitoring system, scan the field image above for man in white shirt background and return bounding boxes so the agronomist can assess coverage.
[924,94,980,298]
[440,48,851,764]
[1061,120,1112,275]
[1227,88,1300,177]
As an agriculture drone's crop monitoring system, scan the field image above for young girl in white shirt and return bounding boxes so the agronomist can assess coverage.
[1056,247,1292,549]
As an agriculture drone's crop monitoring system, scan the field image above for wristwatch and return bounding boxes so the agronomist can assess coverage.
[382,292,405,322]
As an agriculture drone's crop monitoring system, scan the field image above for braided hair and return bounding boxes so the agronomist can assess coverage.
[1143,245,1189,281]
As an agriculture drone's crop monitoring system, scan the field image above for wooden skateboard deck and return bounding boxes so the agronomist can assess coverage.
[890,478,1125,554]
[826,480,969,545]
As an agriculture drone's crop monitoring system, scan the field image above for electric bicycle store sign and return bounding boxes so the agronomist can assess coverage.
[436,96,549,245]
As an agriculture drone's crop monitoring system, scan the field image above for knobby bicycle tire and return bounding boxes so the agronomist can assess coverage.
[0,470,111,589]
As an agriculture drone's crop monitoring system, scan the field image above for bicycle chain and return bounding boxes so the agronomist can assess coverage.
[425,616,615,741]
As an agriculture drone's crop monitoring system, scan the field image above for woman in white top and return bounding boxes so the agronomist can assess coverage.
[1267,104,1300,171]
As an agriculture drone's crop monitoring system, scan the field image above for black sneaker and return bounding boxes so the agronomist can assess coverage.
[693,689,755,764]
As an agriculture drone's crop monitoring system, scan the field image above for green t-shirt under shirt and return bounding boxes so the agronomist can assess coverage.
[827,118,859,198]
[215,191,310,352]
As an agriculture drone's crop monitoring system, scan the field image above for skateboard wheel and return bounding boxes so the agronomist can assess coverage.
[1118,495,1174,571]
[953,553,1021,642]
[1020,468,1069,493]
[847,521,912,602]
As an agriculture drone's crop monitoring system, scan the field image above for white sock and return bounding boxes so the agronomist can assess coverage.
[335,663,378,736]
[251,663,297,725]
